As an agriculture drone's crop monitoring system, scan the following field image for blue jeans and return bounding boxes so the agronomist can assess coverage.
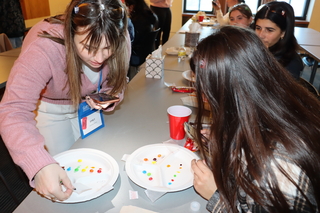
[9,36,23,48]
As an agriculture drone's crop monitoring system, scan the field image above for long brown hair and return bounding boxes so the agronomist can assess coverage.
[39,0,129,108]
[190,26,320,212]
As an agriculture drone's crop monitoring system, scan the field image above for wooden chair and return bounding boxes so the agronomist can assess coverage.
[298,77,319,98]
[0,33,13,53]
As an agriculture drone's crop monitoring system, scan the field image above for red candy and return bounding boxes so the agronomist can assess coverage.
[184,138,198,151]
[171,86,195,93]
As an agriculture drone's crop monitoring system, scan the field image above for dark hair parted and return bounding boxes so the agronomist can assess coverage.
[190,26,320,212]
[253,1,299,67]
[39,0,129,108]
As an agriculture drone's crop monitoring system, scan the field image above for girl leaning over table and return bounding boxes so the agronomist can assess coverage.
[190,26,320,212]
[0,0,130,201]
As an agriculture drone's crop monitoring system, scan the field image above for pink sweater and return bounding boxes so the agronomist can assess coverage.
[0,20,129,186]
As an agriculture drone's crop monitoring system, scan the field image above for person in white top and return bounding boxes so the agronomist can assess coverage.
[212,0,245,26]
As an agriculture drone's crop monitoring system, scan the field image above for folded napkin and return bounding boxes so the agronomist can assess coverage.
[145,189,166,202]
[189,22,201,32]
[151,45,163,59]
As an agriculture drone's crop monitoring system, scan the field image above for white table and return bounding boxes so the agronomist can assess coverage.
[0,47,21,57]
[13,19,220,213]
[295,27,320,46]
[294,27,320,84]
[161,19,216,72]
[13,69,208,212]
[300,45,320,84]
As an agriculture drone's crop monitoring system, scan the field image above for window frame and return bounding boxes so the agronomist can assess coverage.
[183,0,311,20]
[183,1,214,14]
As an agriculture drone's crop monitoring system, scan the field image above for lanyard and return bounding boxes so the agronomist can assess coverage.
[97,69,102,93]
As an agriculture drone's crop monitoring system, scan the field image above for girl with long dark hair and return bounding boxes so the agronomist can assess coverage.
[190,26,320,212]
[253,1,303,79]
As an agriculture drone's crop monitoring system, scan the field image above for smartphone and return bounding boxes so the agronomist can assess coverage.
[89,93,120,105]
[212,0,217,6]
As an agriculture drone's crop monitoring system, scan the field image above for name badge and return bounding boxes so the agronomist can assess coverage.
[78,102,105,139]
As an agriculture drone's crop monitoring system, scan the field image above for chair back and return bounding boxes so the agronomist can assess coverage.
[298,77,319,97]
[130,28,160,67]
[0,33,13,53]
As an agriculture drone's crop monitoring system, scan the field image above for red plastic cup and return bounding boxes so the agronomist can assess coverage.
[167,105,192,140]
[198,15,204,22]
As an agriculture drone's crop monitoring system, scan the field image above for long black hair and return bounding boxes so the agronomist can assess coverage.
[253,1,299,67]
[190,26,320,212]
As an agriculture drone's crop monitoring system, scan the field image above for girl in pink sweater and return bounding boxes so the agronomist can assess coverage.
[0,0,130,201]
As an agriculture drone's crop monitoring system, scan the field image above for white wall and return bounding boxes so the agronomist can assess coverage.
[308,0,320,32]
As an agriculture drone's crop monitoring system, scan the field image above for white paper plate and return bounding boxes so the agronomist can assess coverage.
[53,148,119,203]
[166,47,191,55]
[125,144,200,192]
[182,70,195,82]
[199,21,215,26]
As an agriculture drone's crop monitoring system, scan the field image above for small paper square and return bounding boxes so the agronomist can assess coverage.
[129,190,139,199]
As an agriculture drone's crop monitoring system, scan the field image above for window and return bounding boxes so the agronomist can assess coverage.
[184,0,213,13]
[183,0,310,20]
[280,0,310,19]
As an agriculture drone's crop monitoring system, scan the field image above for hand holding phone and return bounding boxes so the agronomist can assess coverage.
[86,93,120,110]
[212,0,220,9]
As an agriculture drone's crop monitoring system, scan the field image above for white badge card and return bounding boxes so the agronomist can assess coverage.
[78,102,105,139]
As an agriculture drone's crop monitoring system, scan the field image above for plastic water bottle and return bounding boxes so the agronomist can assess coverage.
[177,45,187,62]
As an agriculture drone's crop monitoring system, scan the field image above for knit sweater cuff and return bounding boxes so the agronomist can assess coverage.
[21,147,57,188]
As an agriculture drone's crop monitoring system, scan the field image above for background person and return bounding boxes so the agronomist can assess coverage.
[190,26,320,212]
[0,0,26,48]
[253,1,303,79]
[212,0,245,26]
[150,0,173,48]
[125,0,158,66]
[229,4,252,28]
[0,0,130,201]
